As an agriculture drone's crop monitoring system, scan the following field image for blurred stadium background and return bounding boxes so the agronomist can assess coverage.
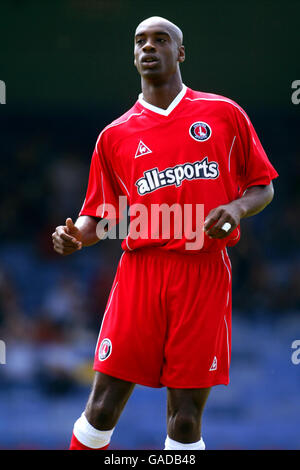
[0,0,299,449]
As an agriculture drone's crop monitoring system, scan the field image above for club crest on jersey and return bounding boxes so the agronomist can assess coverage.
[189,122,212,142]
[99,338,112,361]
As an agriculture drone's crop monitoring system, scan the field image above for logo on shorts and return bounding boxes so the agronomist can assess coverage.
[99,338,112,361]
[209,356,217,371]
[189,122,212,142]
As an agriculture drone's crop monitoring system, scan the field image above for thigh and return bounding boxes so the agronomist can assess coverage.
[88,371,135,405]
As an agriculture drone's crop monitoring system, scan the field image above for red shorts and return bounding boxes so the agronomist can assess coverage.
[94,247,232,388]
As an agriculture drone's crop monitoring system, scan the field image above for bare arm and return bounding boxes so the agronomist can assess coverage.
[204,182,274,239]
[52,216,107,256]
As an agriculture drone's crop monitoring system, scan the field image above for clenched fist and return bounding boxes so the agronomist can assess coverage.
[204,203,242,239]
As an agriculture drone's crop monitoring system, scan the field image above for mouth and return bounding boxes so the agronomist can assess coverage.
[141,56,159,67]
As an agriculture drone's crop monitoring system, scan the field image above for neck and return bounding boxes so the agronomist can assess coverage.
[141,73,183,110]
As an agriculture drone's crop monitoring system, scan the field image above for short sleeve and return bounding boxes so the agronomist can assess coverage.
[235,108,278,194]
[79,135,124,222]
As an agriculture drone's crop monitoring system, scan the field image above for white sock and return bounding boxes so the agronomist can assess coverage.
[73,412,115,449]
[164,435,205,450]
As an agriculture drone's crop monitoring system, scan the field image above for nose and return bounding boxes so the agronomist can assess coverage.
[142,39,156,52]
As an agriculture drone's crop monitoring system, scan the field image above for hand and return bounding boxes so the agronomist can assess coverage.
[52,218,83,256]
[204,202,242,239]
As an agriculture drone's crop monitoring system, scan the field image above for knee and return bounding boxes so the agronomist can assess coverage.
[85,400,120,430]
[168,411,199,438]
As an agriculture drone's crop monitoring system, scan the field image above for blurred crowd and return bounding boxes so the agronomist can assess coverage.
[0,111,299,395]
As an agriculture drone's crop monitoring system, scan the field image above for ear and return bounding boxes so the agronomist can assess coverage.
[178,45,185,63]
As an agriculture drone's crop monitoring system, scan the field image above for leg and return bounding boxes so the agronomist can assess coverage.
[70,371,135,449]
[85,371,135,429]
[166,387,211,444]
[161,252,232,449]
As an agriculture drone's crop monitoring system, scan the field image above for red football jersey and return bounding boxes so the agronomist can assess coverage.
[79,85,278,253]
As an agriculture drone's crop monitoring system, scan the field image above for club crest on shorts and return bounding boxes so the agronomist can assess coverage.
[189,122,212,142]
[99,338,112,361]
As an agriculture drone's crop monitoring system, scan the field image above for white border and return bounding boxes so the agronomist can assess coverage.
[228,135,236,172]
[185,96,250,125]
[138,84,187,116]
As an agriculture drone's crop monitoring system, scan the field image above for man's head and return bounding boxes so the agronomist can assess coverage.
[134,16,185,84]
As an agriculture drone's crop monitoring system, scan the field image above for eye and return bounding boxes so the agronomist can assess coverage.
[157,38,166,43]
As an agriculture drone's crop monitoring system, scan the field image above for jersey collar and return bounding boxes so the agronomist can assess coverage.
[138,84,187,116]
